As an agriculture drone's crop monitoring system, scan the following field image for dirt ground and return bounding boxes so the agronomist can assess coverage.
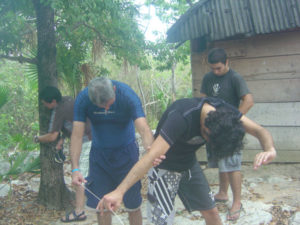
[0,162,299,225]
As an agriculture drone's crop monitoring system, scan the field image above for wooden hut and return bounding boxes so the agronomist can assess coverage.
[167,0,300,162]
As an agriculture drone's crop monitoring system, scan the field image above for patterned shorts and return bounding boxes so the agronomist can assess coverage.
[147,162,215,225]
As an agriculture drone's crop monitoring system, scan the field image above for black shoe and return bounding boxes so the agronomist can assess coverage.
[54,150,65,164]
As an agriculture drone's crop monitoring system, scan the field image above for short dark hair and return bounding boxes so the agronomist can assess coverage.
[205,106,245,159]
[39,86,62,103]
[208,48,227,64]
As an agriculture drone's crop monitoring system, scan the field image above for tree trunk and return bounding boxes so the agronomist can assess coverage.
[33,0,73,210]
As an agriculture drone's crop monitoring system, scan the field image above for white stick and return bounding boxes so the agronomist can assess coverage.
[81,183,125,225]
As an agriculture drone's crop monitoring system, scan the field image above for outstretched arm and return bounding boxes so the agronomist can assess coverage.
[35,131,59,143]
[70,121,85,186]
[97,135,170,212]
[241,116,276,170]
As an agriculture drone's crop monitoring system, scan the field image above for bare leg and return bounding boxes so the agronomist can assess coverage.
[200,207,223,225]
[60,185,86,221]
[227,171,242,219]
[75,185,86,214]
[97,211,112,225]
[214,172,229,201]
[128,208,143,225]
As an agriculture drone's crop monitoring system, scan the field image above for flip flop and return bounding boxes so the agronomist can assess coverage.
[61,210,87,223]
[227,204,244,221]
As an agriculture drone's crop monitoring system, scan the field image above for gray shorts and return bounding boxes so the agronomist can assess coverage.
[147,162,215,225]
[79,141,91,177]
[207,145,242,172]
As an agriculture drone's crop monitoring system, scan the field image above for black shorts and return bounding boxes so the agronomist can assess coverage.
[147,162,215,225]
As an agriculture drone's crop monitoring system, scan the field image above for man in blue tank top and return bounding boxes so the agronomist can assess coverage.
[70,77,154,225]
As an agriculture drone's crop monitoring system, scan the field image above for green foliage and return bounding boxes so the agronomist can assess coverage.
[56,40,87,97]
[0,0,151,98]
[0,60,40,181]
[145,0,198,24]
[52,0,148,66]
[147,39,190,71]
[0,85,9,108]
[0,60,39,154]
[0,152,40,182]
[0,0,36,54]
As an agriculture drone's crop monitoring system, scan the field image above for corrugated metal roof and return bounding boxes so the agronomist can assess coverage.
[167,0,300,43]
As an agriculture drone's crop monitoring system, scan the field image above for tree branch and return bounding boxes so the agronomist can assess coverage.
[71,22,124,50]
[0,54,37,64]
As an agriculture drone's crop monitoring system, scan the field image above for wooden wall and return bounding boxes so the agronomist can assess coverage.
[191,30,300,162]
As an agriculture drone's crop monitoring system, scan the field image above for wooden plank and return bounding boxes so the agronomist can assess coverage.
[230,54,300,80]
[196,148,300,163]
[246,102,300,126]
[247,78,300,102]
[214,31,300,58]
[244,127,300,150]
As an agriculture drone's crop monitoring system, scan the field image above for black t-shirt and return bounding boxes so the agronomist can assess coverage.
[200,69,250,108]
[155,97,241,172]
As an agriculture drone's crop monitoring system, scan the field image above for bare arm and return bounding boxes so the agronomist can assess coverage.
[241,116,276,169]
[70,121,85,170]
[134,117,154,150]
[37,131,59,143]
[97,135,170,212]
[239,93,254,114]
[70,121,86,185]
[70,121,86,187]
[135,117,166,166]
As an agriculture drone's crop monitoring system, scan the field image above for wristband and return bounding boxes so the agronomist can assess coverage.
[72,168,80,173]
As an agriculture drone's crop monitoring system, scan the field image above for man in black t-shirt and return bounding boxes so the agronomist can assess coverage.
[97,97,276,225]
[200,48,254,221]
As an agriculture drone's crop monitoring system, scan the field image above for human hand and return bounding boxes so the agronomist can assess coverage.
[33,135,39,143]
[96,190,123,215]
[146,146,166,167]
[153,155,166,167]
[253,149,276,170]
[71,170,86,186]
[56,138,64,150]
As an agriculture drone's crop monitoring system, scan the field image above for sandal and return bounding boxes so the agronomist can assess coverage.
[61,210,87,223]
[227,204,244,221]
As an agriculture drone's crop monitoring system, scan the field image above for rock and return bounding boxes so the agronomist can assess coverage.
[0,159,10,174]
[0,183,10,197]
[27,177,40,192]
[289,211,300,225]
